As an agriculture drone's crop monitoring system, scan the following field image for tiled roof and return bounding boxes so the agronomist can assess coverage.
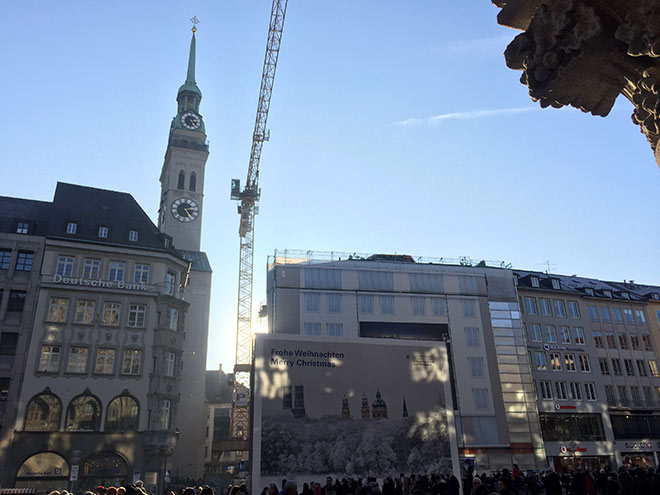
[0,196,51,235]
[49,182,169,251]
[514,269,654,302]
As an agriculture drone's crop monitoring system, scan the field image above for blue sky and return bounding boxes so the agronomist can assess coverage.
[2,1,659,370]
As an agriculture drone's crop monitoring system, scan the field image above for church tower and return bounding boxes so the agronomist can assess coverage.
[371,389,388,420]
[160,21,213,480]
[341,395,351,419]
[158,23,209,252]
[361,394,370,419]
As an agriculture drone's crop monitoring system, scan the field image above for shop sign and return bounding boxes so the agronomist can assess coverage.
[624,442,653,449]
[544,344,569,351]
[52,274,149,291]
[17,452,70,478]
[560,446,587,454]
[555,404,577,410]
[70,465,79,482]
[235,386,249,407]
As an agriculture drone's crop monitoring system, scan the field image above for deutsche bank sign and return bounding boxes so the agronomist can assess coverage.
[52,274,149,291]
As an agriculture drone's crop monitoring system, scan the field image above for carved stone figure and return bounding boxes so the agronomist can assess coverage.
[493,0,660,167]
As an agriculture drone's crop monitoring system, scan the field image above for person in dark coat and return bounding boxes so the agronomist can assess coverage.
[571,471,587,495]
[616,468,635,495]
[543,470,562,495]
[605,473,618,495]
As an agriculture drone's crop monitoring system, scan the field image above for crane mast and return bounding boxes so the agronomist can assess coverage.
[230,0,288,449]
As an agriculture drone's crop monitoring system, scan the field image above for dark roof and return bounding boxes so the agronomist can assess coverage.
[605,281,660,301]
[206,368,233,404]
[49,182,170,251]
[514,269,651,302]
[179,250,212,272]
[0,196,51,236]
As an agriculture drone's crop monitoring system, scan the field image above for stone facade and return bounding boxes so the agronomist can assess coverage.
[1,183,192,492]
[517,270,660,469]
[0,201,48,486]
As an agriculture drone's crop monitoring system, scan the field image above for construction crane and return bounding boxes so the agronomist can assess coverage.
[229,0,288,450]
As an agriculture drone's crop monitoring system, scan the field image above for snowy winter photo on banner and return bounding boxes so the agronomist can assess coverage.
[251,334,460,486]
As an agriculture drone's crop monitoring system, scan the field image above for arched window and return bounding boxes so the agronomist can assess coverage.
[177,171,185,190]
[16,452,69,489]
[65,393,101,432]
[189,172,196,192]
[105,394,139,432]
[24,393,62,431]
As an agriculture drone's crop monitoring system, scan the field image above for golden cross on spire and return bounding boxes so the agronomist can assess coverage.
[191,16,199,33]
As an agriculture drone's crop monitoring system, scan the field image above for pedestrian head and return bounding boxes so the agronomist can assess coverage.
[285,481,298,495]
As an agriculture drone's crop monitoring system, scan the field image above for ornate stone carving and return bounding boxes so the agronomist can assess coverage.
[493,0,660,167]
[632,67,660,149]
[616,0,660,57]
[503,0,623,115]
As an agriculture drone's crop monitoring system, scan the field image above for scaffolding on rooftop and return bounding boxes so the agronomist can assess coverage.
[269,248,512,270]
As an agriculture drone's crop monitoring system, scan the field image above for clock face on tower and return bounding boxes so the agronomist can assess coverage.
[181,112,201,130]
[171,198,199,222]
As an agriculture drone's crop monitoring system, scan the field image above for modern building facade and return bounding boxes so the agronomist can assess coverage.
[266,251,546,471]
[516,271,660,470]
[267,251,660,472]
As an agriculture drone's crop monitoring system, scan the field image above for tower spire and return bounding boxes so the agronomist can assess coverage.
[186,17,198,85]
[177,17,202,101]
[173,17,204,133]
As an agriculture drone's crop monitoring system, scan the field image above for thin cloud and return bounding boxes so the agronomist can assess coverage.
[398,107,539,127]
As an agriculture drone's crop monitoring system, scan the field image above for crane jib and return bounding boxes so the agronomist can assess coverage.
[231,0,289,448]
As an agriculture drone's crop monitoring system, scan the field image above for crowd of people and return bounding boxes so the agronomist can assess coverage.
[47,481,223,495]
[259,474,461,495]
[462,464,660,495]
[38,464,660,495]
[256,465,660,495]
